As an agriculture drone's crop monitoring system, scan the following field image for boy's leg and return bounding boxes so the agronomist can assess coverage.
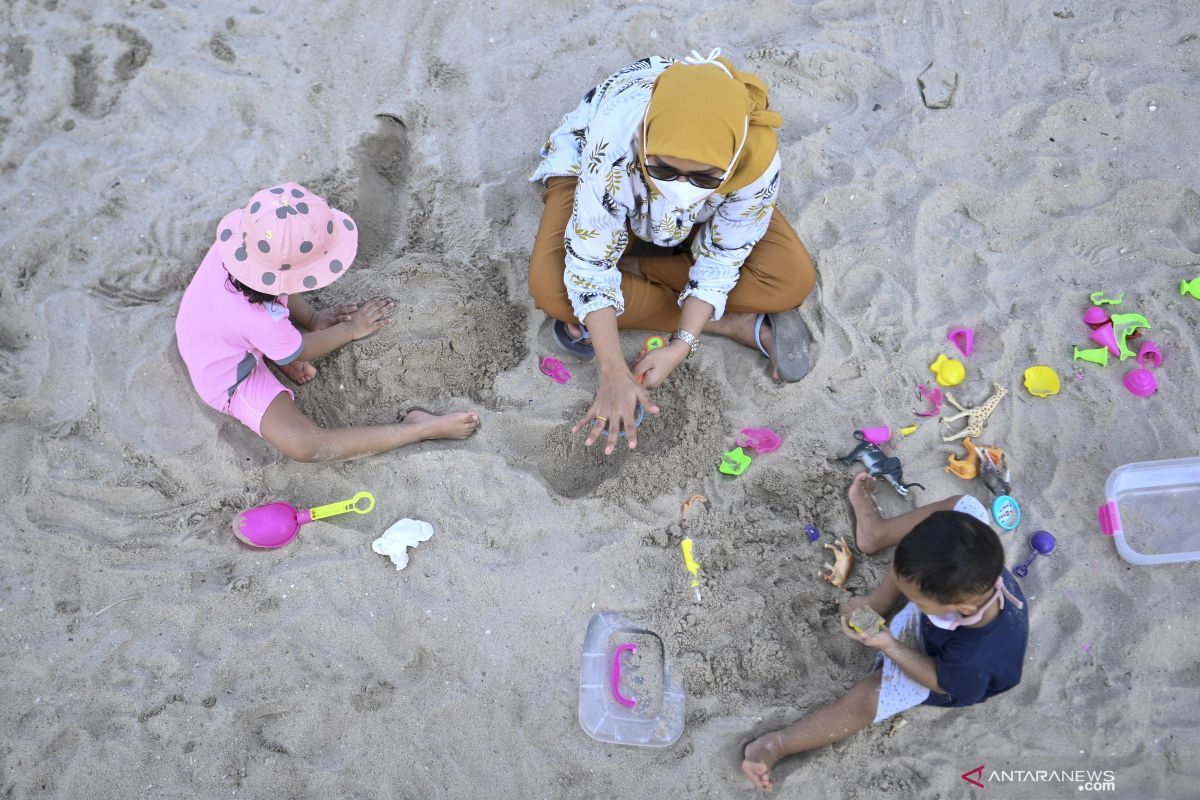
[741,671,881,792]
[849,472,962,555]
[258,393,479,462]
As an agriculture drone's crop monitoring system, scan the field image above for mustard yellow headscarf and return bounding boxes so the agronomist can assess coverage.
[641,50,783,194]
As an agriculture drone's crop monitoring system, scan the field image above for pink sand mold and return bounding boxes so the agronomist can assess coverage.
[914,383,943,417]
[859,426,890,445]
[611,643,638,708]
[1082,307,1110,327]
[1124,340,1162,398]
[947,327,975,357]
[736,427,781,454]
[540,356,572,384]
[1088,323,1121,356]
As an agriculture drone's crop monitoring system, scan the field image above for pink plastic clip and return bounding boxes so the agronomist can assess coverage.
[611,643,637,708]
[1097,501,1120,536]
[915,384,943,417]
[539,356,572,384]
[947,327,975,357]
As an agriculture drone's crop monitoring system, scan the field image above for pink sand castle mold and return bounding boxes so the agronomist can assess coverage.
[947,327,975,357]
[1082,307,1110,328]
[1088,323,1121,356]
[1124,341,1162,398]
[736,427,781,454]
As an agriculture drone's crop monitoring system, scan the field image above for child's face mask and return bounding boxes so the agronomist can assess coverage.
[923,577,1021,630]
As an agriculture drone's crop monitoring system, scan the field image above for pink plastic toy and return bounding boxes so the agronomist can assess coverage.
[1088,323,1121,356]
[540,356,572,384]
[611,642,637,708]
[1082,307,1110,328]
[233,491,375,549]
[947,327,975,357]
[1124,341,1161,398]
[859,426,890,445]
[736,427,781,454]
[915,384,943,417]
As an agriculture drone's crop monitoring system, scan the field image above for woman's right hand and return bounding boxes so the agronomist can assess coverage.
[572,369,658,454]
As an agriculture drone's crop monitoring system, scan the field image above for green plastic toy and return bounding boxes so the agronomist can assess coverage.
[1110,312,1150,332]
[1089,290,1124,306]
[1116,328,1138,361]
[1073,346,1109,367]
[1182,277,1200,300]
[718,447,752,476]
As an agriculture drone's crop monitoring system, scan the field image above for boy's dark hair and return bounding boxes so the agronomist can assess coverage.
[893,510,1004,603]
[224,272,275,306]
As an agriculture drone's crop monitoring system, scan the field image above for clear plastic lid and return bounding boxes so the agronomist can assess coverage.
[578,612,685,747]
[1101,457,1200,565]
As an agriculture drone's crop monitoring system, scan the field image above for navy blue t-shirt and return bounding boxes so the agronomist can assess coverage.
[921,569,1028,708]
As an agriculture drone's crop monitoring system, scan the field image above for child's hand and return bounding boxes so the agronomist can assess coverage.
[344,298,394,340]
[840,615,896,650]
[838,596,872,618]
[312,303,359,331]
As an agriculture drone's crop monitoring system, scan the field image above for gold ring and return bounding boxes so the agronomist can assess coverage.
[594,416,607,424]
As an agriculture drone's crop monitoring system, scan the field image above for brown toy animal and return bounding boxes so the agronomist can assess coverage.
[818,538,855,588]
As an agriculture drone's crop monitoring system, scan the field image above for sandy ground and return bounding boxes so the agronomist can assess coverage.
[2,1,1200,798]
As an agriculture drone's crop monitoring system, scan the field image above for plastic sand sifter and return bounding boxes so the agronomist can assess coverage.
[579,612,685,747]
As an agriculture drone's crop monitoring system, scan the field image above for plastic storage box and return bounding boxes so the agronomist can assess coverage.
[1098,457,1200,565]
[578,612,685,747]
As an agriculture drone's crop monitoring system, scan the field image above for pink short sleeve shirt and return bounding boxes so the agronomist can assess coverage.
[176,244,303,408]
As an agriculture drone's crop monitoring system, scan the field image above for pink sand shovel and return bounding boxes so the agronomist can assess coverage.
[233,491,375,549]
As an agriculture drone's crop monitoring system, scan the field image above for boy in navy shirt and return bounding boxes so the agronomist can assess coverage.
[742,474,1029,792]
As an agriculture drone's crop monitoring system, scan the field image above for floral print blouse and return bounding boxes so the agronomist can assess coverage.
[530,56,781,323]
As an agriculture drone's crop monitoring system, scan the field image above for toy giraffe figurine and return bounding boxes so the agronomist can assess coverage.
[941,383,1007,442]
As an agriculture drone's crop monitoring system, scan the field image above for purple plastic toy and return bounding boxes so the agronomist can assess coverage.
[1013,531,1056,578]
[611,642,637,708]
[947,327,975,357]
[803,524,821,543]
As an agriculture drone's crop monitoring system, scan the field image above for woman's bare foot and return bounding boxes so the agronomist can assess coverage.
[400,409,480,441]
[705,312,781,380]
[565,322,590,342]
[741,731,786,792]
[279,361,317,385]
[849,472,887,554]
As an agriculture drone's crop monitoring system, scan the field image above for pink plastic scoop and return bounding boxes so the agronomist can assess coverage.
[611,642,637,708]
[233,491,375,549]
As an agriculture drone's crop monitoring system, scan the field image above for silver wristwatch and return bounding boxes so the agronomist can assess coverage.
[669,329,699,357]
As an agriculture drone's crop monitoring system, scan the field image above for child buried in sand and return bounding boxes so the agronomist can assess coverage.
[176,182,479,461]
[741,473,1029,792]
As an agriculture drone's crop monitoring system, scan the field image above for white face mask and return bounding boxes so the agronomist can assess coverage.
[924,577,1023,630]
[642,102,749,212]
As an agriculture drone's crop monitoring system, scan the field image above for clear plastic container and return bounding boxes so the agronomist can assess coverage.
[1099,457,1200,565]
[578,612,685,747]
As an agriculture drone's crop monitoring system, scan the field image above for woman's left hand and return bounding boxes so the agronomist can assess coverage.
[839,615,897,651]
[631,341,689,389]
[311,303,359,330]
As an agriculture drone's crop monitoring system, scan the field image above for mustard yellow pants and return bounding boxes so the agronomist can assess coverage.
[529,176,817,331]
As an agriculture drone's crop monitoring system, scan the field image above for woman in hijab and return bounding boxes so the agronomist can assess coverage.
[529,50,817,453]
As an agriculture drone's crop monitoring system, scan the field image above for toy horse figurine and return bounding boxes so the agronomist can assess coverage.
[836,431,925,496]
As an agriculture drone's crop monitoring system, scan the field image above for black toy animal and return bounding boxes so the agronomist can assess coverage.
[837,430,926,497]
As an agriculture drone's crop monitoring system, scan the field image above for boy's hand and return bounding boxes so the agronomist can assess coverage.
[840,615,896,650]
[312,303,359,330]
[345,298,394,340]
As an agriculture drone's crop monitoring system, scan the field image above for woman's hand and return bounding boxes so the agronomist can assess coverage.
[839,615,896,650]
[312,303,359,331]
[631,341,689,389]
[572,369,659,454]
[344,298,394,340]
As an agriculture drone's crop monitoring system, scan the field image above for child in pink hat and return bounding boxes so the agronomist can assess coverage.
[176,182,479,460]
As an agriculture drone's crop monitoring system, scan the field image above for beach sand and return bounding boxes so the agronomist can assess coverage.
[2,1,1199,797]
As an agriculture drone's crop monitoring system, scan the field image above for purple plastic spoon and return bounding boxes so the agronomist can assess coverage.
[611,643,637,708]
[1013,530,1056,578]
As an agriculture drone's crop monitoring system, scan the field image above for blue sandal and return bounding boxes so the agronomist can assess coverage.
[754,309,813,383]
[552,319,595,361]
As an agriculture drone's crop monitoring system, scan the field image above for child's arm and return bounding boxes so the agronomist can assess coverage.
[287,294,359,332]
[293,298,393,362]
[865,567,907,617]
[840,619,946,693]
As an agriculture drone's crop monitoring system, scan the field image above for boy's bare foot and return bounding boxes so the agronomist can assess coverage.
[279,361,317,385]
[400,409,480,441]
[849,472,886,554]
[741,732,786,792]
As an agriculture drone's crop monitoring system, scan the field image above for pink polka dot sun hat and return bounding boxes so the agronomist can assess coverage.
[216,181,358,294]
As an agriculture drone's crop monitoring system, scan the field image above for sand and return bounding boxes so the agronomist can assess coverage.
[2,1,1199,798]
